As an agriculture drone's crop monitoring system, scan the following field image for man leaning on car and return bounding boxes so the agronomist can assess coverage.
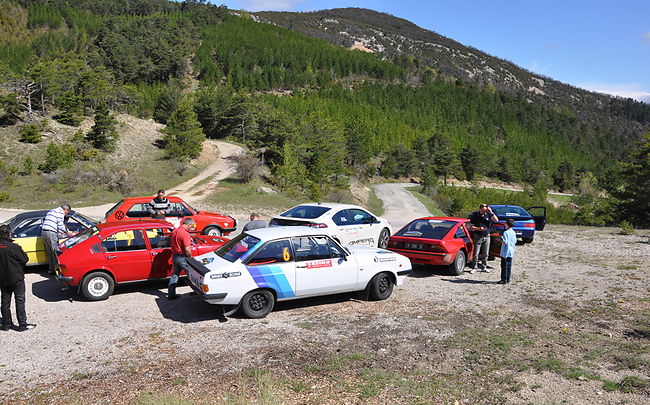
[468,203,499,273]
[41,204,73,275]
[168,217,195,300]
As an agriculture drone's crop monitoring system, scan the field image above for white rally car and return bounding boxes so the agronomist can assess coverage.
[185,227,412,318]
[269,203,392,248]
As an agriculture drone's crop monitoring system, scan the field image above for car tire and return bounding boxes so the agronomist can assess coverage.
[522,237,534,244]
[368,272,394,301]
[221,304,240,317]
[203,226,222,237]
[240,290,275,319]
[81,272,114,301]
[377,228,390,249]
[448,250,466,276]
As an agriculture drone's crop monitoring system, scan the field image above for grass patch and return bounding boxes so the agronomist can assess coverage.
[205,178,300,215]
[617,264,637,270]
[602,376,648,393]
[366,187,385,216]
[405,186,446,216]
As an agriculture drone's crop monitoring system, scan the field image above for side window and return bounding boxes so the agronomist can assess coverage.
[167,202,192,217]
[292,236,333,261]
[349,209,373,225]
[146,228,172,249]
[101,230,147,252]
[126,203,150,218]
[454,226,468,239]
[332,210,352,226]
[12,218,43,237]
[247,240,293,265]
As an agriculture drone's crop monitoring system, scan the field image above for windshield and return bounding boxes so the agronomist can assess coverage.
[491,206,531,218]
[280,205,331,219]
[214,233,261,263]
[396,219,455,240]
[62,227,99,249]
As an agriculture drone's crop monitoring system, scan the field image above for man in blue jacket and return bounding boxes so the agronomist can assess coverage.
[498,219,517,284]
[0,225,35,331]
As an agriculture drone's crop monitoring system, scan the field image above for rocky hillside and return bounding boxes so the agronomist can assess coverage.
[255,8,650,143]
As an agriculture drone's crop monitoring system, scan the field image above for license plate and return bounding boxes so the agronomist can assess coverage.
[405,243,423,249]
[515,232,522,236]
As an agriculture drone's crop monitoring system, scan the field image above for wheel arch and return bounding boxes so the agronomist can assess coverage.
[77,267,115,291]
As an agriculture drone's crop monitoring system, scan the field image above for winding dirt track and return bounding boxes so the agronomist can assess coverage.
[373,182,430,230]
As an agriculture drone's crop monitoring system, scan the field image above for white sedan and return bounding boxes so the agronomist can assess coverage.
[185,227,412,318]
[269,203,392,248]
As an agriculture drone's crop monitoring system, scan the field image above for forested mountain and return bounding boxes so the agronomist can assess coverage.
[1,0,649,207]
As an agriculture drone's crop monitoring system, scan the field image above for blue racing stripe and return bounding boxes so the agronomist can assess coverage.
[246,264,295,299]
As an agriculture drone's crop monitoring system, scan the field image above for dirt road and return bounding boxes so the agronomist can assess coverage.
[373,182,430,230]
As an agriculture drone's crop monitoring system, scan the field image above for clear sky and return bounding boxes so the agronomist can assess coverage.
[213,0,650,103]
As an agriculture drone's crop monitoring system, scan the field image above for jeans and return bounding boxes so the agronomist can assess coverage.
[500,257,513,283]
[168,254,189,297]
[472,234,490,269]
[1,280,27,327]
[41,230,61,273]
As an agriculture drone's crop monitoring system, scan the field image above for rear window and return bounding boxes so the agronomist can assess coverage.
[491,206,530,218]
[396,219,456,240]
[280,205,331,219]
[105,200,124,219]
[215,233,261,263]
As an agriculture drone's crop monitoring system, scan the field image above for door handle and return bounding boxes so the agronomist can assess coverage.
[107,255,117,259]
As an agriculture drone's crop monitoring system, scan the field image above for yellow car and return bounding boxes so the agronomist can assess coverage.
[3,210,98,266]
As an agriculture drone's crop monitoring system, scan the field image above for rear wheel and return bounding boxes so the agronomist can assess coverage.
[203,226,222,237]
[369,272,394,300]
[240,290,275,319]
[377,228,390,249]
[448,250,466,276]
[81,272,114,301]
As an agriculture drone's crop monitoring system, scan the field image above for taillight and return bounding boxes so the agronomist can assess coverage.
[387,239,400,248]
[427,243,447,253]
[523,223,536,228]
[307,223,328,228]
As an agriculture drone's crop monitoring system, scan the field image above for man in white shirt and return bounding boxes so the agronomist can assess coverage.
[41,204,73,275]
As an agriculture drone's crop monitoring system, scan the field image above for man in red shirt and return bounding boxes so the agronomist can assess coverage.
[168,218,195,300]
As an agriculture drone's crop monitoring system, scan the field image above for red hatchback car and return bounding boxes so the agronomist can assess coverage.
[387,217,503,276]
[55,220,227,300]
[104,196,237,236]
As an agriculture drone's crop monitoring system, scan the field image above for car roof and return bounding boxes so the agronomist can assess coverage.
[97,220,173,232]
[244,226,328,240]
[489,204,524,208]
[285,202,367,211]
[118,196,185,204]
[7,210,97,224]
[412,217,468,223]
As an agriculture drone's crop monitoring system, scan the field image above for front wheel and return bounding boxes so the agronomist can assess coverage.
[203,226,222,237]
[377,228,390,249]
[448,250,466,276]
[369,272,394,301]
[81,272,114,301]
[240,290,275,319]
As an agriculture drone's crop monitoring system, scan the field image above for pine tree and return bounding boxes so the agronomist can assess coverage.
[86,104,118,151]
[163,101,205,161]
[613,133,650,227]
[459,144,480,181]
[55,92,83,126]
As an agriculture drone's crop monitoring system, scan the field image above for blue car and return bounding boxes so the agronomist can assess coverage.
[489,205,546,243]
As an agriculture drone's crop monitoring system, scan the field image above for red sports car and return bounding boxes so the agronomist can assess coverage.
[56,220,227,300]
[104,196,237,236]
[386,217,477,275]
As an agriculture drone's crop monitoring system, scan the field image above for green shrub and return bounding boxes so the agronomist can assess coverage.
[618,220,634,235]
[38,142,76,173]
[0,192,11,202]
[19,123,43,143]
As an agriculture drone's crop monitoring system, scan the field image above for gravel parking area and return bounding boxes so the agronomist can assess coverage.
[1,224,649,404]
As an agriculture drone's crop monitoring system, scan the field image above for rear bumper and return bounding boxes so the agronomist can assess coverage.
[513,229,535,238]
[185,257,228,303]
[388,249,453,265]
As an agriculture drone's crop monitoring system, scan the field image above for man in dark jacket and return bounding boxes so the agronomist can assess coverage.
[0,225,35,331]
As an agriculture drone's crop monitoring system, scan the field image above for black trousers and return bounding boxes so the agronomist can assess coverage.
[1,280,27,327]
[500,257,513,283]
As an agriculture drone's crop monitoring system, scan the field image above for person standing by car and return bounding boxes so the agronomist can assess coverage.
[498,219,517,284]
[41,204,73,275]
[168,218,195,300]
[147,189,170,219]
[0,225,35,332]
[242,212,268,232]
[468,203,499,274]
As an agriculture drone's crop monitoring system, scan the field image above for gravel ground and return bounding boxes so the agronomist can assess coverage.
[1,224,648,404]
